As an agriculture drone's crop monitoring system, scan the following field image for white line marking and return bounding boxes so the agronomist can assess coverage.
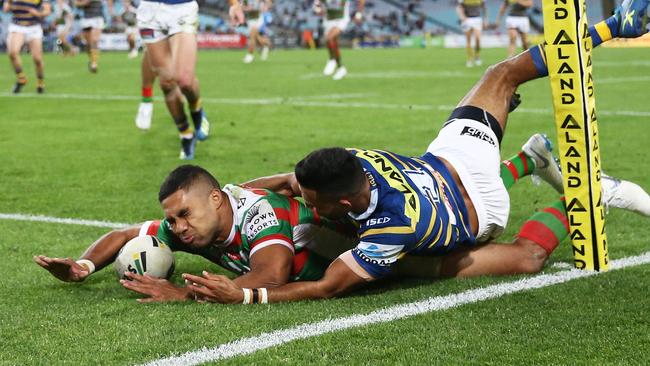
[2,92,650,117]
[300,71,471,80]
[0,213,128,229]
[140,252,650,366]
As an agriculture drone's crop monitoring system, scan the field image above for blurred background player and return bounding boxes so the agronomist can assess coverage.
[135,0,238,159]
[135,49,157,130]
[314,0,365,81]
[242,0,273,64]
[3,0,51,93]
[75,0,112,73]
[123,0,138,58]
[54,0,76,56]
[456,0,486,67]
[496,0,532,58]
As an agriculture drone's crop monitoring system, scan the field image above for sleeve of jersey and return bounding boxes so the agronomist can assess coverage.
[350,240,405,279]
[139,220,180,251]
[245,200,295,257]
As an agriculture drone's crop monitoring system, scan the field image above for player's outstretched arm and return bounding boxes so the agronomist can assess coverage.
[33,225,141,282]
[184,257,367,304]
[242,172,301,197]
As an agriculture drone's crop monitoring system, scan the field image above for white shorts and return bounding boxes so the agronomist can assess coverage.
[80,17,105,30]
[8,23,43,42]
[506,16,530,33]
[136,0,198,44]
[426,109,509,243]
[324,17,350,35]
[126,26,138,36]
[461,17,483,32]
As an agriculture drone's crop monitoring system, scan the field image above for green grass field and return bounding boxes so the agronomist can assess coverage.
[1,46,649,365]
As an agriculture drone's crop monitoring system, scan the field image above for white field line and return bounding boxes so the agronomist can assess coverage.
[140,252,650,366]
[0,213,128,229]
[300,70,470,80]
[2,91,650,117]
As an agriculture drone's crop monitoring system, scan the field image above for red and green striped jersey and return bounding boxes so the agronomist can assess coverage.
[140,184,357,281]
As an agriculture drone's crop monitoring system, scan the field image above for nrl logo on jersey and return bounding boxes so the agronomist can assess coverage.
[245,201,279,241]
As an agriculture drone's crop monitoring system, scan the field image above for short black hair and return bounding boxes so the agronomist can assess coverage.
[158,165,221,202]
[295,147,365,197]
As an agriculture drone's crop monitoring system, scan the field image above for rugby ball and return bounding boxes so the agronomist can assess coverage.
[114,235,175,280]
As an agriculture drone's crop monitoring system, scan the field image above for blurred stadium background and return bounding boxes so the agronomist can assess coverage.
[0,0,614,52]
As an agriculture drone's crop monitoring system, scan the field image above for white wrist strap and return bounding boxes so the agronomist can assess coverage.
[76,259,95,274]
[259,288,268,304]
[242,288,251,304]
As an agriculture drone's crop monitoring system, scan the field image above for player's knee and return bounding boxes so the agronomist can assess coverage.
[176,74,194,92]
[514,239,549,274]
[158,77,177,93]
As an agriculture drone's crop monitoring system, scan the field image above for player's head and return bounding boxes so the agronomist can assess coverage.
[295,147,366,219]
[158,165,227,249]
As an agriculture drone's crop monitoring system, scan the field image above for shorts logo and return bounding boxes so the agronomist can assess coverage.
[139,28,155,39]
[460,126,495,146]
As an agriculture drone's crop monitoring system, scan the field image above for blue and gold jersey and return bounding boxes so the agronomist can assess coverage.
[10,0,49,26]
[347,149,476,278]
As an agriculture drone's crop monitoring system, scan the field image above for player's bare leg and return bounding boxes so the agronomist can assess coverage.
[7,32,27,93]
[473,27,482,66]
[464,29,473,67]
[169,32,208,140]
[145,38,196,158]
[507,27,517,57]
[519,29,529,51]
[323,27,341,76]
[28,37,45,93]
[83,28,101,73]
[244,27,258,63]
[136,49,157,130]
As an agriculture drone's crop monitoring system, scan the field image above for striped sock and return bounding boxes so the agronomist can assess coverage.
[517,198,569,255]
[189,98,202,113]
[174,115,193,138]
[528,17,618,78]
[142,86,153,103]
[500,151,535,191]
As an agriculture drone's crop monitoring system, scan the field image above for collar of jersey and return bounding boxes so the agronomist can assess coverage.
[348,187,378,221]
[222,189,238,246]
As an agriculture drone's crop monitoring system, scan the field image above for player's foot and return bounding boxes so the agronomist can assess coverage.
[179,135,197,160]
[135,102,153,130]
[261,46,269,61]
[333,66,348,80]
[602,173,650,216]
[474,58,482,66]
[323,59,337,76]
[522,133,564,193]
[12,79,27,94]
[615,0,649,38]
[243,53,254,64]
[190,109,210,141]
[88,62,98,73]
[465,60,474,68]
[36,85,45,94]
[128,48,139,59]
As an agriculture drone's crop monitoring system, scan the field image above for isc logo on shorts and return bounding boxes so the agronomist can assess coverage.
[460,126,495,146]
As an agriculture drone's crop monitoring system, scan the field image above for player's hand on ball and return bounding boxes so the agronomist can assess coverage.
[184,271,242,304]
[33,255,90,282]
[120,272,191,302]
